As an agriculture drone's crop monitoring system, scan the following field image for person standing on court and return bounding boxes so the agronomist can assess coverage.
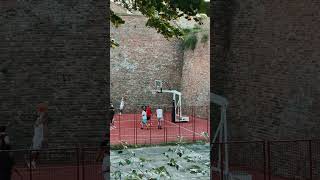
[0,126,14,180]
[109,102,115,129]
[146,105,152,127]
[28,102,49,168]
[156,107,163,129]
[119,97,125,115]
[141,106,147,129]
[171,100,176,122]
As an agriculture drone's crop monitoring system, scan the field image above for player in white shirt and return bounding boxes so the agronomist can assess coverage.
[141,106,147,129]
[119,97,125,115]
[156,107,163,129]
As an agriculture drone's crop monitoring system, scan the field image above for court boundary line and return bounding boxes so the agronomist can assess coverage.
[166,121,203,136]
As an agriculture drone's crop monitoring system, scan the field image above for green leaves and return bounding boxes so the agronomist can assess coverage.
[183,156,195,163]
[110,0,209,47]
[111,10,125,28]
[167,158,179,170]
[189,165,202,174]
[201,34,209,43]
[181,26,208,51]
[112,170,122,180]
[151,166,171,178]
[124,169,145,180]
[118,161,124,166]
[145,17,183,39]
[125,158,132,165]
[139,157,147,162]
[111,135,210,179]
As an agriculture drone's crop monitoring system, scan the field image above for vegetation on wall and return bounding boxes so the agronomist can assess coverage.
[181,26,209,51]
[110,0,209,48]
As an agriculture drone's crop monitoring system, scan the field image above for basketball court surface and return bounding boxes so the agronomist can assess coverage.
[110,112,210,145]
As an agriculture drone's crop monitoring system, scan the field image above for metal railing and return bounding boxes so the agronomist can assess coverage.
[211,139,320,180]
[3,147,103,180]
[110,106,210,145]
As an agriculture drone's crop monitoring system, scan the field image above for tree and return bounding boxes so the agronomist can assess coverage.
[110,0,209,47]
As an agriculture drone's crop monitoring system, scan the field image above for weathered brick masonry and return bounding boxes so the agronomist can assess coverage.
[111,12,210,115]
[181,21,210,117]
[212,0,320,177]
[213,0,320,142]
[0,0,107,149]
[110,15,183,111]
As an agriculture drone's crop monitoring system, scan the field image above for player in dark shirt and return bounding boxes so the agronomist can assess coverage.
[0,126,17,180]
[109,103,115,128]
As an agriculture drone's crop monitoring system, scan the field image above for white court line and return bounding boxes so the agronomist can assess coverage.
[166,121,203,136]
[110,125,181,130]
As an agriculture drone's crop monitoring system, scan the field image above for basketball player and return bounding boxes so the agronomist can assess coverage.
[141,106,147,129]
[28,103,49,168]
[146,105,152,127]
[109,102,115,129]
[119,97,125,115]
[156,107,163,129]
[0,126,14,180]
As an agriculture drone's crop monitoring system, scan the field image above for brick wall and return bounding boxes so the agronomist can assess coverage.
[111,6,210,114]
[213,0,320,141]
[181,21,210,118]
[0,0,107,149]
[212,0,320,178]
[111,15,183,112]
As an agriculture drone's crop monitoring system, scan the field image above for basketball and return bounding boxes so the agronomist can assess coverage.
[36,103,48,112]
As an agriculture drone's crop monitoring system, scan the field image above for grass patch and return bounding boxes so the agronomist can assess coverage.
[181,26,209,51]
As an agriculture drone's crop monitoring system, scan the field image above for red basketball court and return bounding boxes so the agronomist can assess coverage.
[110,112,210,145]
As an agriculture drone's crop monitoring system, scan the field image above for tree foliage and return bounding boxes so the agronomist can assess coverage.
[110,0,209,47]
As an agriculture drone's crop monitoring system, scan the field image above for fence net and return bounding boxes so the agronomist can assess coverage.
[110,106,210,146]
